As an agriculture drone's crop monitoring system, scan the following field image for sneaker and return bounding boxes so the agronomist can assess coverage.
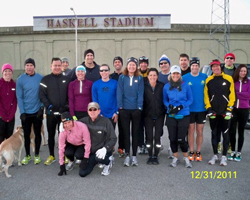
[188,152,195,161]
[184,157,192,168]
[147,156,154,165]
[227,143,232,154]
[21,155,31,165]
[168,146,174,159]
[34,155,41,164]
[64,156,69,164]
[208,155,218,165]
[234,152,242,162]
[75,159,81,164]
[195,152,202,162]
[217,142,222,154]
[44,155,56,166]
[131,156,138,166]
[101,156,114,176]
[228,152,236,161]
[118,148,125,158]
[220,155,227,166]
[170,156,179,167]
[66,161,74,171]
[137,146,144,154]
[152,156,159,165]
[124,156,130,167]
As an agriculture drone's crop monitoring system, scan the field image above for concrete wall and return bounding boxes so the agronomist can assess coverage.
[0,24,250,77]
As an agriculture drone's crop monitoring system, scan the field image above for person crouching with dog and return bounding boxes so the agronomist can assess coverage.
[58,112,91,176]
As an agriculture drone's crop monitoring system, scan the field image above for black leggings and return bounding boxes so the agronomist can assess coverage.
[21,113,42,156]
[0,118,15,144]
[209,115,230,156]
[229,108,249,152]
[166,116,190,153]
[65,142,85,162]
[145,116,164,157]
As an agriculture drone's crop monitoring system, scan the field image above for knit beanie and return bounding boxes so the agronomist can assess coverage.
[84,49,95,58]
[61,112,73,122]
[139,56,149,65]
[1,63,13,73]
[113,56,123,65]
[159,54,171,66]
[75,65,86,73]
[61,57,69,63]
[127,57,138,67]
[24,58,36,67]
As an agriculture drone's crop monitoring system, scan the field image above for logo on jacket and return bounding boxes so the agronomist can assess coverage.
[222,82,227,86]
[102,87,110,92]
[188,82,192,85]
[97,131,102,134]
[62,80,66,83]
[201,80,205,85]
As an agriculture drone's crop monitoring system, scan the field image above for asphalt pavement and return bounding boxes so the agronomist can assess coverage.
[0,111,250,200]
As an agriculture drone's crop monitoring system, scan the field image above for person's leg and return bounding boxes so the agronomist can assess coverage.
[131,110,141,156]
[0,118,7,144]
[229,109,237,152]
[237,108,249,152]
[144,117,154,157]
[32,116,42,156]
[221,116,230,156]
[177,116,190,154]
[6,118,15,140]
[74,145,85,160]
[79,153,97,177]
[209,116,219,155]
[117,114,125,150]
[22,115,33,157]
[196,123,204,152]
[65,143,77,161]
[108,118,116,129]
[154,116,164,157]
[119,109,131,155]
[188,123,195,152]
[166,116,178,154]
[46,115,57,157]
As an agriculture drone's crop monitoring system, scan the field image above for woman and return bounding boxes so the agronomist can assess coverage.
[143,68,165,164]
[117,57,144,167]
[163,65,193,168]
[68,65,93,120]
[229,64,250,162]
[0,63,17,144]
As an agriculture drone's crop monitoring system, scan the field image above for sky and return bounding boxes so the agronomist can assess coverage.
[1,0,250,27]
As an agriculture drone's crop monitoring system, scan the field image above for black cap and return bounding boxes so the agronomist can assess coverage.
[190,57,200,67]
[84,49,95,58]
[61,112,73,122]
[24,58,36,67]
[113,56,123,65]
[139,56,149,65]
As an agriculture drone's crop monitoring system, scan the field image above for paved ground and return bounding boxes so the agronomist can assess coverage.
[0,112,250,200]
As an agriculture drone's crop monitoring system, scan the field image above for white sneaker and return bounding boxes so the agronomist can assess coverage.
[220,155,227,166]
[208,155,218,165]
[66,161,74,171]
[183,157,192,168]
[124,156,130,167]
[131,156,138,166]
[75,159,81,164]
[101,156,114,176]
[137,146,144,154]
[170,156,179,167]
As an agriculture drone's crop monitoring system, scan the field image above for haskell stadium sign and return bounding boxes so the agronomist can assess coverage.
[33,14,171,31]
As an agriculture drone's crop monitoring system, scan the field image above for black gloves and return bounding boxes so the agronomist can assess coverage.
[58,164,67,176]
[169,105,183,115]
[80,158,89,170]
[37,107,44,120]
[20,113,26,122]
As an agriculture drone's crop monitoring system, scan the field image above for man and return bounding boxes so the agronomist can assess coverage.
[57,112,91,176]
[158,54,171,84]
[16,58,44,165]
[204,59,235,166]
[61,57,71,76]
[179,53,191,76]
[138,56,150,82]
[110,56,123,81]
[92,64,118,128]
[79,102,117,177]
[39,57,71,165]
[68,49,100,82]
[183,57,208,162]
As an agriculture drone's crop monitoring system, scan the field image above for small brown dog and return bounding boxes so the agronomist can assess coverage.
[30,123,47,152]
[0,126,24,178]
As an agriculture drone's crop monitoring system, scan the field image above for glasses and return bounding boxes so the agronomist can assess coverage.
[100,69,109,72]
[160,62,168,65]
[226,57,234,60]
[88,108,98,112]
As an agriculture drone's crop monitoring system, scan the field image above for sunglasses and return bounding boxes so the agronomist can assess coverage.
[226,57,234,60]
[100,69,109,72]
[160,62,168,65]
[88,108,98,112]
[139,56,148,61]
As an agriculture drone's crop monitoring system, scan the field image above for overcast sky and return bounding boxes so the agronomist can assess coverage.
[1,0,250,27]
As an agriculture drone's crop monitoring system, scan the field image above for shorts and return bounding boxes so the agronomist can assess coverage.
[190,112,207,124]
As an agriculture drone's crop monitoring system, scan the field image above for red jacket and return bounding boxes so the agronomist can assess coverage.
[0,78,17,122]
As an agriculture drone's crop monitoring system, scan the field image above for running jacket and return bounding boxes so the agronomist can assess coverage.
[39,73,70,111]
[234,79,250,109]
[204,72,235,115]
[0,78,17,122]
[58,121,91,165]
[79,116,117,154]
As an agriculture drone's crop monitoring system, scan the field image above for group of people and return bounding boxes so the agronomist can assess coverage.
[0,49,249,177]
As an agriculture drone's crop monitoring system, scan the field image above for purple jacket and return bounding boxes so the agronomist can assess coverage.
[0,78,17,122]
[68,79,93,116]
[234,79,250,109]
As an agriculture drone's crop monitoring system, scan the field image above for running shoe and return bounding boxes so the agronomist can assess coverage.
[195,152,202,162]
[131,156,138,166]
[21,155,31,165]
[66,161,75,171]
[170,156,179,167]
[228,152,236,161]
[188,152,195,161]
[118,148,125,158]
[64,156,69,164]
[220,155,227,166]
[208,155,218,165]
[137,146,144,154]
[44,155,56,166]
[124,156,130,167]
[234,152,242,162]
[147,156,154,165]
[34,155,41,164]
[184,157,192,168]
[101,156,114,176]
[152,156,159,165]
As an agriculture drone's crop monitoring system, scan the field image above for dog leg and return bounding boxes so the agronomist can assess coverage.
[18,146,23,166]
[0,155,3,173]
[4,156,13,178]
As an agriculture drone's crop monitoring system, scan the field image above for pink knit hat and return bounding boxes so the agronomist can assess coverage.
[1,63,13,73]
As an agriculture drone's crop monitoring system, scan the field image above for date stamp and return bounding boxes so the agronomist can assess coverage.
[191,171,237,179]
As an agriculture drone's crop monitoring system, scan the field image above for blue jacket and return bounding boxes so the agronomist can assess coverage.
[117,75,144,110]
[163,81,193,116]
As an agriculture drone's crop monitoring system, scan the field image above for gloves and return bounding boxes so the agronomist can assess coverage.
[37,107,44,120]
[95,147,107,160]
[20,113,26,122]
[73,116,78,121]
[207,108,216,119]
[80,158,89,170]
[169,105,183,115]
[58,164,67,176]
[47,105,53,115]
[223,111,232,120]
